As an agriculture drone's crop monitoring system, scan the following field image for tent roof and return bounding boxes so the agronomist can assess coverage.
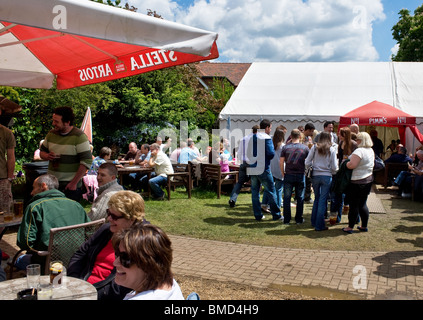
[219,62,423,124]
[339,100,416,127]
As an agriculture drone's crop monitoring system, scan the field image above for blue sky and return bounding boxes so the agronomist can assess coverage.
[372,0,421,60]
[128,0,422,62]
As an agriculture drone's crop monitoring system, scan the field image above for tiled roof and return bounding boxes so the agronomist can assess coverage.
[195,62,251,87]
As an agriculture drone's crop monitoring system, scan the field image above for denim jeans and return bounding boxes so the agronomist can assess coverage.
[148,175,167,198]
[140,172,157,192]
[229,163,249,203]
[283,174,305,223]
[311,175,332,230]
[250,169,281,221]
[330,192,345,223]
[262,177,284,208]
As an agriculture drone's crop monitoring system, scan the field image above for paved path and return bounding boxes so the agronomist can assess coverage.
[171,235,423,300]
[2,188,422,300]
[2,229,423,300]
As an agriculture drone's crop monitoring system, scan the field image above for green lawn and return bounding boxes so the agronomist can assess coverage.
[83,185,423,252]
[137,185,423,252]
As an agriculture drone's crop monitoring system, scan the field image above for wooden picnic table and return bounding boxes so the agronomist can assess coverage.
[117,165,154,197]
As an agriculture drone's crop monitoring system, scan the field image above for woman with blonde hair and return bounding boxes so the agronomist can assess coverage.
[342,132,374,234]
[305,132,338,231]
[68,190,148,299]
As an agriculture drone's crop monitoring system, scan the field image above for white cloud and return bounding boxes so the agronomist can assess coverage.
[390,43,399,59]
[129,0,386,62]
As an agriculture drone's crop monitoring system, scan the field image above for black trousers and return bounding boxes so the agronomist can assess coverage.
[346,182,372,228]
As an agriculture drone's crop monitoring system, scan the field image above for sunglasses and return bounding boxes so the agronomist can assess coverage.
[116,250,132,268]
[106,209,125,221]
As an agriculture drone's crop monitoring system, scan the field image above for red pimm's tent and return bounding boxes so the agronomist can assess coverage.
[339,101,423,145]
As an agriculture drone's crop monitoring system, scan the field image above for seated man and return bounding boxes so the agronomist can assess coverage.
[16,174,90,271]
[393,150,423,198]
[169,142,186,163]
[88,163,123,221]
[124,142,138,161]
[140,143,174,200]
[179,140,206,164]
[135,144,151,166]
[384,146,413,164]
[128,143,151,189]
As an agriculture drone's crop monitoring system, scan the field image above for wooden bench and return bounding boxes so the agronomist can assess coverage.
[379,162,409,189]
[166,163,192,200]
[201,163,239,198]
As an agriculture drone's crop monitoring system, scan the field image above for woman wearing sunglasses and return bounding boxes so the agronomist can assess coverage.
[68,190,148,300]
[113,223,184,300]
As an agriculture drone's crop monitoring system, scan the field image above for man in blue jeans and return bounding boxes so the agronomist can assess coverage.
[228,125,259,207]
[247,119,282,221]
[141,143,174,200]
[280,129,309,224]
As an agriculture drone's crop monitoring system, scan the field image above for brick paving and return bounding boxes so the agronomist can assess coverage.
[170,235,423,300]
[2,228,423,300]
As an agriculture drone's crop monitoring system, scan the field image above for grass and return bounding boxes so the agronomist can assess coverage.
[147,185,423,252]
[84,184,423,252]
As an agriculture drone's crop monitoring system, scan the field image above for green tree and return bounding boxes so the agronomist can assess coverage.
[392,5,423,61]
[1,82,116,161]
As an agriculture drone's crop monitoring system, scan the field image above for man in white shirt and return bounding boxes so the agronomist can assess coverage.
[144,143,174,200]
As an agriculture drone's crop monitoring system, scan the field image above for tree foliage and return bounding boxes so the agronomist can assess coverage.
[392,5,423,61]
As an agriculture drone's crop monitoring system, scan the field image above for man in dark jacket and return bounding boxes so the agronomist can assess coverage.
[247,119,282,221]
[15,174,89,270]
[384,146,413,164]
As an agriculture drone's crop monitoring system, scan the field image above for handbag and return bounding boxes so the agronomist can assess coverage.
[373,155,385,171]
[305,146,316,178]
[305,166,313,179]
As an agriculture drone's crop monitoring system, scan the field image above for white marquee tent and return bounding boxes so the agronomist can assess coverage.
[219,62,423,155]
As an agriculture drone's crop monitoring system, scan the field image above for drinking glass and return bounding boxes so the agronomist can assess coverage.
[37,283,53,300]
[13,199,24,218]
[26,264,41,288]
[49,260,64,286]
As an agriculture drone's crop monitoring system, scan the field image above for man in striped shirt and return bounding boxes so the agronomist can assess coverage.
[40,106,92,201]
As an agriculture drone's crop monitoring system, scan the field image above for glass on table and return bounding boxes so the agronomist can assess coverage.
[13,199,24,218]
[37,283,53,300]
[26,264,41,288]
[50,260,64,286]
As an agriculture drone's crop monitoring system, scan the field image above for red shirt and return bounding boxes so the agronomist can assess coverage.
[87,239,115,284]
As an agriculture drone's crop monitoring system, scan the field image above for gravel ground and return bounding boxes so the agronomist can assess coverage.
[175,274,332,300]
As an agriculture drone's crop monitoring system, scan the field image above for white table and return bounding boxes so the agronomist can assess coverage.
[0,275,97,300]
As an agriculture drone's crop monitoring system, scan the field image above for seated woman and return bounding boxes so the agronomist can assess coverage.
[67,190,148,300]
[88,146,112,175]
[112,223,184,300]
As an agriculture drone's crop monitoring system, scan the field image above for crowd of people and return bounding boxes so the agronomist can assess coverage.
[229,119,386,235]
[0,106,185,300]
[2,104,423,299]
[228,119,423,232]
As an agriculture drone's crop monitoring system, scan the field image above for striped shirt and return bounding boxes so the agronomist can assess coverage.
[41,127,92,183]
